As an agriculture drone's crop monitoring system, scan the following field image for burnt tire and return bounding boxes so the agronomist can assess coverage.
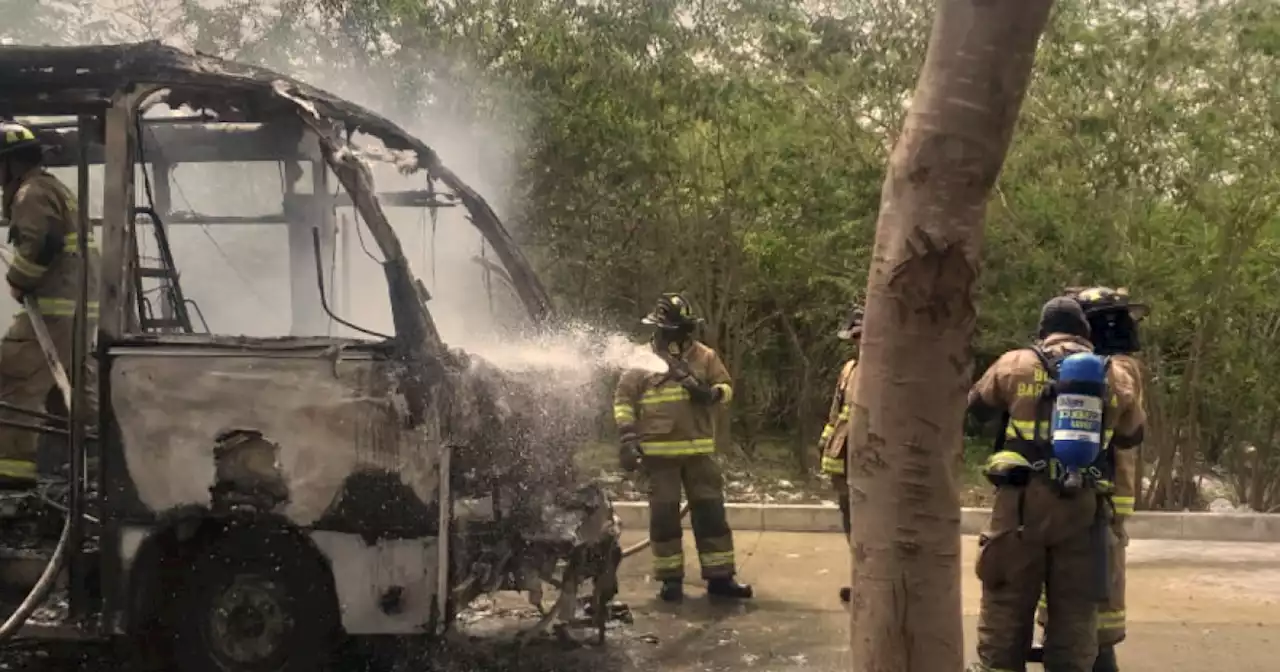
[172,522,340,672]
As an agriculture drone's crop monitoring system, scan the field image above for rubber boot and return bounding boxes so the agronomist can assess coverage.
[658,580,683,603]
[1092,644,1119,672]
[839,586,851,604]
[706,578,753,599]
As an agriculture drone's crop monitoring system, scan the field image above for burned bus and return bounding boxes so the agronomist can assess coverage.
[0,41,621,672]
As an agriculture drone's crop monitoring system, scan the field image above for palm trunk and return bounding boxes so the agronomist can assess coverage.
[846,0,1056,668]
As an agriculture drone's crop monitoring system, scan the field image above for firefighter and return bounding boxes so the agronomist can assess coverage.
[817,303,862,604]
[0,120,99,491]
[613,293,752,602]
[1034,286,1149,672]
[966,297,1145,672]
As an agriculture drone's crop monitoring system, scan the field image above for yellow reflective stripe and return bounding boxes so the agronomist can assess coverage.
[8,253,48,279]
[821,456,845,475]
[62,232,97,253]
[1005,419,1040,438]
[1037,590,1048,610]
[18,298,99,318]
[820,425,834,441]
[713,383,732,403]
[653,553,684,570]
[640,438,715,456]
[1006,422,1114,449]
[986,450,1032,472]
[4,128,35,144]
[838,404,850,421]
[641,387,690,405]
[0,459,36,481]
[1098,609,1126,630]
[698,551,734,567]
[1112,496,1135,515]
[613,404,635,423]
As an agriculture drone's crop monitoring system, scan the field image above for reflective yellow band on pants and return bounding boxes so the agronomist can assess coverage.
[1098,609,1126,631]
[821,456,845,475]
[838,404,849,421]
[640,438,715,456]
[613,404,635,424]
[0,459,36,481]
[820,424,834,441]
[653,553,684,571]
[17,297,99,318]
[699,551,734,568]
[1112,496,1135,515]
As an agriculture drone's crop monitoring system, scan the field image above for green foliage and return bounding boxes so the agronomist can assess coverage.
[9,0,1280,508]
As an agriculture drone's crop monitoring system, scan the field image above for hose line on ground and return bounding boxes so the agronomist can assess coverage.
[0,294,75,642]
[620,502,690,559]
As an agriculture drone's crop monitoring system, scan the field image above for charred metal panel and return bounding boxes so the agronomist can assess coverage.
[308,531,440,635]
[107,343,443,530]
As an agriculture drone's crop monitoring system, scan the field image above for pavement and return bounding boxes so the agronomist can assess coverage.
[447,530,1280,672]
[4,530,1278,670]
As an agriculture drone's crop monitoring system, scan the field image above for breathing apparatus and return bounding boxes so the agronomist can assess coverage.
[1049,351,1109,490]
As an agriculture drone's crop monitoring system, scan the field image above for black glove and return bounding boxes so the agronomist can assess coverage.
[619,427,642,472]
[680,375,721,405]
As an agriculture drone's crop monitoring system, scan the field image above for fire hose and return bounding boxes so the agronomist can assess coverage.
[619,502,690,559]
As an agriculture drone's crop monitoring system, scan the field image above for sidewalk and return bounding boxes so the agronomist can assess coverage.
[604,530,1280,671]
[612,501,1280,543]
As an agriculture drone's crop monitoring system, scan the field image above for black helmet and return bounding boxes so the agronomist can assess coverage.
[1069,286,1148,321]
[1038,296,1090,339]
[0,121,41,159]
[641,293,701,331]
[837,304,864,340]
[1067,286,1145,354]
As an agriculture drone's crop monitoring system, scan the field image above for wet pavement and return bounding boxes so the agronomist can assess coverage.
[440,530,1280,671]
[2,531,1279,670]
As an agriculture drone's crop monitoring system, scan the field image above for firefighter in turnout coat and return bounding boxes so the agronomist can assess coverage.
[613,293,753,602]
[0,121,99,490]
[1035,287,1149,672]
[966,297,1145,672]
[817,304,862,604]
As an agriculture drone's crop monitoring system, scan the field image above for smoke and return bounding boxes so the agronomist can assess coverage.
[0,2,669,464]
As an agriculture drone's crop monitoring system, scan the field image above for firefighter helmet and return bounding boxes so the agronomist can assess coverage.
[641,293,701,330]
[0,121,41,159]
[1068,286,1148,321]
[837,304,864,340]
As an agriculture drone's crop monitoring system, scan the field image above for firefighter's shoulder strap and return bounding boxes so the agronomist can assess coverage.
[991,345,1058,455]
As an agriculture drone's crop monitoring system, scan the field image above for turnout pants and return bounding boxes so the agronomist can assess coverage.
[975,478,1100,672]
[644,454,736,581]
[832,473,851,539]
[0,314,98,483]
[1036,518,1127,648]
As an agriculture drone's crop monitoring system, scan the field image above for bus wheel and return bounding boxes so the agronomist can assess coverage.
[172,524,339,672]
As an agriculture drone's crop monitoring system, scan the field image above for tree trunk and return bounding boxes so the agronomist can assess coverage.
[846,0,1056,669]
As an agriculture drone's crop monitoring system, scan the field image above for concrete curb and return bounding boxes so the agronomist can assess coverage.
[612,502,1280,543]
